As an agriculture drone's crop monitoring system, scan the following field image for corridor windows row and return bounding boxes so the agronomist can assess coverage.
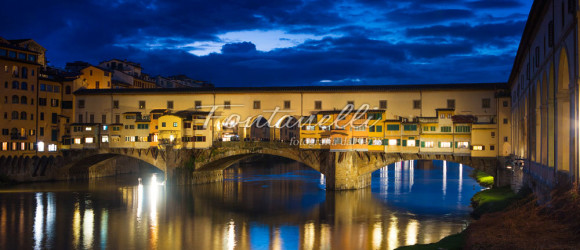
[39,84,60,93]
[6,111,32,121]
[7,81,33,91]
[0,142,36,151]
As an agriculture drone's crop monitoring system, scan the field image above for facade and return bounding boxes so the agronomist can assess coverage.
[509,0,580,186]
[99,59,156,89]
[73,84,511,157]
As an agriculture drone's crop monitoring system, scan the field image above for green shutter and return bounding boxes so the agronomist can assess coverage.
[438,141,441,148]
[402,140,407,146]
[455,141,458,148]
[383,139,389,145]
[397,139,401,146]
[415,140,420,147]
[421,141,425,148]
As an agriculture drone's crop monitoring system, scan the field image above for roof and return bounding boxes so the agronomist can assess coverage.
[150,109,168,113]
[74,82,507,95]
[507,0,549,88]
[452,115,476,123]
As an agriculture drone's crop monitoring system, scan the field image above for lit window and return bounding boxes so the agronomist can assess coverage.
[440,142,451,148]
[173,122,178,127]
[101,135,109,143]
[37,141,45,152]
[85,127,92,131]
[1,142,7,151]
[457,142,469,149]
[21,142,25,150]
[424,141,434,148]
[388,139,397,146]
[153,134,158,142]
[372,139,382,146]
[333,137,342,144]
[74,138,82,144]
[103,125,108,131]
[321,138,331,145]
[473,145,484,151]
[85,137,94,143]
[48,144,57,152]
[407,140,416,147]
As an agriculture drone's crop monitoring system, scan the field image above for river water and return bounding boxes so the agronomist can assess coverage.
[0,156,483,249]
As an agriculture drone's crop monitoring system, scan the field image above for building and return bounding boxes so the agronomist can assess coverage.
[508,0,579,186]
[0,37,44,156]
[99,59,156,89]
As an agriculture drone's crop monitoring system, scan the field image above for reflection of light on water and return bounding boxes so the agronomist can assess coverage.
[101,210,108,249]
[83,209,94,249]
[409,160,414,191]
[320,173,325,186]
[442,160,447,196]
[372,222,383,249]
[458,164,463,203]
[73,203,81,247]
[380,166,388,195]
[405,219,418,246]
[303,222,315,250]
[320,224,330,249]
[33,193,43,250]
[226,220,236,250]
[137,183,143,218]
[149,176,161,249]
[272,227,282,250]
[394,162,402,195]
[46,193,55,244]
[387,215,399,250]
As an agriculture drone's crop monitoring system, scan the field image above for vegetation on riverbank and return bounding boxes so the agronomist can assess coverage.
[397,232,464,250]
[465,185,580,249]
[471,169,494,187]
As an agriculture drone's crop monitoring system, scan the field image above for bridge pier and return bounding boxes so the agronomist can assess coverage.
[322,151,372,190]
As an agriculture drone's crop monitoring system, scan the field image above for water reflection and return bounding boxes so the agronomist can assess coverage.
[0,158,482,250]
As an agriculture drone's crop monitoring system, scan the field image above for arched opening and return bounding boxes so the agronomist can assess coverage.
[541,72,548,165]
[20,96,26,105]
[20,112,26,120]
[278,116,299,143]
[20,82,27,90]
[11,111,18,120]
[556,48,571,172]
[250,116,270,141]
[548,65,555,167]
[11,95,18,104]
[68,153,164,180]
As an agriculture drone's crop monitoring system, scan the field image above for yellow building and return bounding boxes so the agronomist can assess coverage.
[37,74,63,155]
[367,110,386,152]
[79,66,112,89]
[0,38,43,156]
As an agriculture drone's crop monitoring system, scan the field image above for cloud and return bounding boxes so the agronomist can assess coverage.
[222,42,258,54]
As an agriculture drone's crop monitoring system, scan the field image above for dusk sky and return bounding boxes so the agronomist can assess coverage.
[0,0,532,86]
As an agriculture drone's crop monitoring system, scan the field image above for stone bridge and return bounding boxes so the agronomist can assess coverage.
[42,141,509,190]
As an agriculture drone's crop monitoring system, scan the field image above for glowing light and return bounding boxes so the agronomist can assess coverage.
[226,220,236,250]
[303,223,315,250]
[72,203,81,247]
[405,219,419,246]
[443,160,447,196]
[372,222,383,249]
[387,215,399,249]
[37,141,44,152]
[33,193,43,250]
[83,209,94,249]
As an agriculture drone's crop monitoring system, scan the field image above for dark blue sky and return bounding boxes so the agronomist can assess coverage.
[0,0,532,86]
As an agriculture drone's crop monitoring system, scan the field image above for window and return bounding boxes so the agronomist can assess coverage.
[424,141,434,148]
[368,113,382,120]
[162,122,166,127]
[388,139,398,146]
[284,100,291,109]
[21,82,27,90]
[447,99,455,109]
[407,140,416,147]
[195,100,202,109]
[21,67,27,78]
[1,129,7,135]
[315,101,322,110]
[38,98,47,106]
[102,115,107,123]
[47,85,53,92]
[456,141,469,149]
[12,81,19,89]
[333,137,342,145]
[403,124,417,131]
[253,101,261,109]
[441,126,452,132]
[139,100,145,109]
[430,126,436,131]
[369,125,382,132]
[89,114,94,123]
[11,111,18,120]
[387,124,399,131]
[52,113,58,124]
[40,127,44,136]
[354,126,366,131]
[173,122,178,127]
[413,100,421,109]
[167,101,174,109]
[503,118,508,124]
[78,114,83,123]
[473,145,484,151]
[137,124,149,129]
[20,112,26,120]
[482,98,490,108]
[12,95,18,104]
[112,100,119,109]
[503,101,508,107]
[504,137,508,142]
[440,142,451,148]
[115,115,120,123]
[491,131,495,137]
[78,100,85,108]
[490,145,495,151]
[379,100,387,109]
[455,126,471,133]
[50,99,59,107]
[224,101,231,109]
[347,101,354,106]
[40,112,44,121]
[74,138,82,144]
[48,144,57,152]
